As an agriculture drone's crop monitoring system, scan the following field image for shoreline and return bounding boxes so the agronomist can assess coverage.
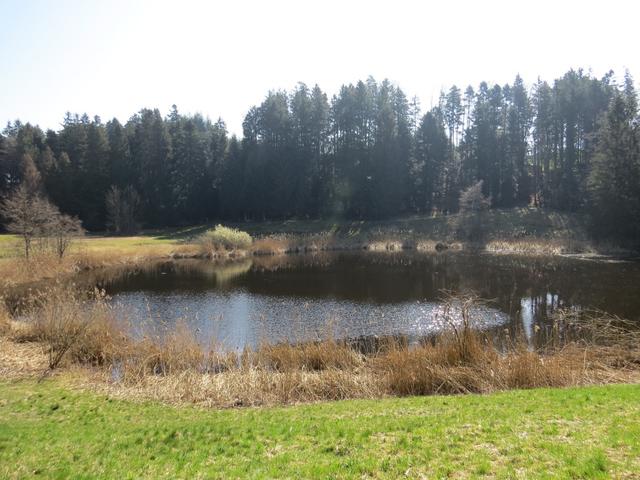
[2,206,638,290]
[1,235,636,294]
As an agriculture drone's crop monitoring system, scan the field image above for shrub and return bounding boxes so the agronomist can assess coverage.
[24,286,126,370]
[459,180,491,214]
[50,212,84,259]
[199,225,253,251]
[457,180,491,242]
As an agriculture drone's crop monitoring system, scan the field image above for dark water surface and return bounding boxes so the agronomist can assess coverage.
[89,252,640,350]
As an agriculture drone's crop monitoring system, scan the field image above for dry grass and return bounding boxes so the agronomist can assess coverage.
[0,336,48,377]
[251,231,585,257]
[0,300,10,336]
[0,243,201,289]
[251,232,464,255]
[2,288,639,407]
[13,286,128,371]
[255,339,363,372]
[483,238,594,255]
[251,235,294,255]
[251,233,337,255]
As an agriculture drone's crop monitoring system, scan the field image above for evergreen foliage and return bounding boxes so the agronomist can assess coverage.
[1,70,638,243]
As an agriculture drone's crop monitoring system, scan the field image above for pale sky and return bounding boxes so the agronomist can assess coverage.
[1,0,638,136]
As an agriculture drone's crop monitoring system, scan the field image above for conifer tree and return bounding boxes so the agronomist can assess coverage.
[588,90,640,242]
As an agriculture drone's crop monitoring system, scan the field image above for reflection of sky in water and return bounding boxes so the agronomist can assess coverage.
[112,291,509,350]
[95,252,640,350]
[520,293,560,342]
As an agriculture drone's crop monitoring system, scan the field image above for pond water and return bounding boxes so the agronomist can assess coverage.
[86,252,640,350]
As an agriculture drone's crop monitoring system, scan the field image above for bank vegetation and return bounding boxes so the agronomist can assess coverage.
[2,287,638,408]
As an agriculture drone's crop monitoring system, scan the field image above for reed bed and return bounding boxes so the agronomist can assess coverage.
[251,232,463,255]
[2,286,639,407]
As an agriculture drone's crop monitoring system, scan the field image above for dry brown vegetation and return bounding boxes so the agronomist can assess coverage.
[9,286,126,370]
[0,301,11,337]
[2,286,638,408]
[250,232,463,256]
[0,243,200,289]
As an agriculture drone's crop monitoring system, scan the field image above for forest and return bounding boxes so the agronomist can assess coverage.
[1,68,639,243]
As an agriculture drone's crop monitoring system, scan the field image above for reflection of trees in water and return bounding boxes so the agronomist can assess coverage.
[86,258,254,292]
[82,252,640,327]
[251,252,334,271]
[71,252,640,351]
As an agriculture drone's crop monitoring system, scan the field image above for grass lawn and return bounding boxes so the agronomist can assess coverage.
[0,233,181,260]
[0,381,638,479]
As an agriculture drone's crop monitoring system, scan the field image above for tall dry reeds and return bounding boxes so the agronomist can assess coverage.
[0,300,10,336]
[12,285,127,370]
[255,339,363,372]
[3,288,639,407]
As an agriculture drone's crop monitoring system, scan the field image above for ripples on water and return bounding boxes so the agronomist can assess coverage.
[82,252,640,350]
[112,292,509,350]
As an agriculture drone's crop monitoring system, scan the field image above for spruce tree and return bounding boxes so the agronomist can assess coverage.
[588,90,640,242]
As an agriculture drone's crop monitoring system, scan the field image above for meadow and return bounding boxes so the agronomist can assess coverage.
[1,209,639,478]
[1,380,638,479]
[0,208,611,289]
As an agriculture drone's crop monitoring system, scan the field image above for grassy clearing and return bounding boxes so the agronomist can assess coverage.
[0,233,179,258]
[0,233,196,289]
[0,208,619,290]
[0,380,638,479]
[0,224,254,288]
[0,207,596,260]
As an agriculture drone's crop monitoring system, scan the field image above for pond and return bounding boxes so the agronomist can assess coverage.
[85,252,640,350]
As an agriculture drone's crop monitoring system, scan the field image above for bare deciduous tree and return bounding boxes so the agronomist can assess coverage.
[1,184,84,260]
[0,186,58,259]
[50,213,84,259]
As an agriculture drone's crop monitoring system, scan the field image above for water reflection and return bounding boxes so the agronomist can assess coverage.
[84,252,640,349]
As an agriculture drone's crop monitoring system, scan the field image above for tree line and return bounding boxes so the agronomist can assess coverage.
[1,68,639,242]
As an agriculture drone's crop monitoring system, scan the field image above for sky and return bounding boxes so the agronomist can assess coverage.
[1,0,639,136]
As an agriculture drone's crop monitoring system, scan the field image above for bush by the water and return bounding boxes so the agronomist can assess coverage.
[12,286,126,370]
[199,225,253,251]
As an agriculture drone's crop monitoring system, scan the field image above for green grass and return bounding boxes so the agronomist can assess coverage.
[0,208,591,259]
[76,234,179,250]
[0,233,180,260]
[0,235,21,259]
[1,381,638,479]
[221,207,588,239]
